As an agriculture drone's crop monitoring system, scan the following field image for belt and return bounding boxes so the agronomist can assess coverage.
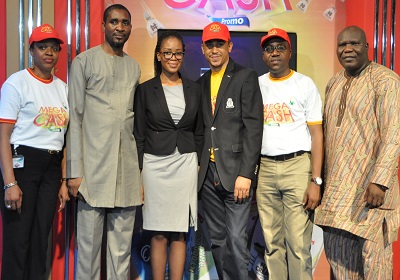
[261,150,309,161]
[37,148,61,154]
[13,145,61,154]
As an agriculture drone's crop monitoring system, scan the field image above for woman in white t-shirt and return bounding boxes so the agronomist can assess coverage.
[0,24,69,280]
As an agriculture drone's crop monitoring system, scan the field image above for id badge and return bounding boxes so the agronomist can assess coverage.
[12,155,24,168]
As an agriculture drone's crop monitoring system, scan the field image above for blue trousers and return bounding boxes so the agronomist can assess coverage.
[200,161,252,280]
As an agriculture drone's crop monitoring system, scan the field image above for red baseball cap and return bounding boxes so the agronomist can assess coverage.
[202,22,230,42]
[260,28,291,48]
[29,24,64,46]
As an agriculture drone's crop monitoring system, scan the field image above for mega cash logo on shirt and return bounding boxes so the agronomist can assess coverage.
[263,100,295,126]
[33,105,69,132]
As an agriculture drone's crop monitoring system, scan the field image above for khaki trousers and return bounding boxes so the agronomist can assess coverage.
[256,153,313,280]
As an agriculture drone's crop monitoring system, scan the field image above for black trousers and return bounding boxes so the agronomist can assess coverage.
[0,145,62,280]
[200,161,252,280]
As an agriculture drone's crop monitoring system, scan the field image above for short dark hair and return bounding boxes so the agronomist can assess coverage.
[154,31,185,76]
[103,4,131,23]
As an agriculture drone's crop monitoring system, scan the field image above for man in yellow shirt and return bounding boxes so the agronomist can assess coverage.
[197,22,264,280]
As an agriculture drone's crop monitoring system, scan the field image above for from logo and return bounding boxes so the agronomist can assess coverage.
[209,16,250,27]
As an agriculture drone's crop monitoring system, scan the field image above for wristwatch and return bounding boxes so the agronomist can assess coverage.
[311,177,323,186]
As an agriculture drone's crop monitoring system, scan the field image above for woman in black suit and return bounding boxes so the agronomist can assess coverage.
[133,31,203,280]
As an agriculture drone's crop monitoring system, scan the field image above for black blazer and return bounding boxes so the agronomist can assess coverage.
[197,59,263,191]
[133,74,203,169]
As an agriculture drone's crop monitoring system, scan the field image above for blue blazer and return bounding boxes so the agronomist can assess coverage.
[133,74,203,169]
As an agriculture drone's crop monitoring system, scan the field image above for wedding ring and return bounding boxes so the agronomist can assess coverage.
[5,204,11,209]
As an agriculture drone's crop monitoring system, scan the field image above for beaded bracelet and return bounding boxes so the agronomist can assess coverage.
[4,181,18,190]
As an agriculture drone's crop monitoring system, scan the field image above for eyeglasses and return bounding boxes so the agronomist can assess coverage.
[204,41,226,49]
[161,51,184,60]
[263,45,287,53]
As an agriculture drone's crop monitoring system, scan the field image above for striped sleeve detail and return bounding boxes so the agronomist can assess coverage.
[0,118,17,124]
[307,120,322,125]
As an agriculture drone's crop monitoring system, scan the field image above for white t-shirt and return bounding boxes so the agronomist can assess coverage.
[0,69,69,150]
[259,70,322,156]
